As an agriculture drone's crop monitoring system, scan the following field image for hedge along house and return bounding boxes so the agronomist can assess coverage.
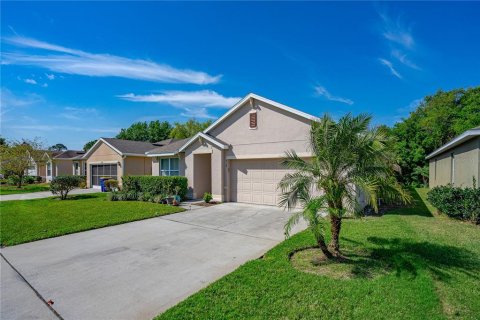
[83,138,159,188]
[427,126,480,188]
[147,93,333,205]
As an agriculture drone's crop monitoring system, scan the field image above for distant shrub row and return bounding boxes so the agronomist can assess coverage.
[122,176,188,200]
[427,184,480,224]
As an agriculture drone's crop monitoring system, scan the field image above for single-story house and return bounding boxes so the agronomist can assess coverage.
[30,150,86,181]
[82,93,367,207]
[82,138,159,188]
[427,126,480,188]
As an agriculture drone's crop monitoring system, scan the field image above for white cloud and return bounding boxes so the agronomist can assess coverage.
[391,49,420,70]
[41,83,48,87]
[379,58,402,79]
[313,86,353,105]
[119,90,241,108]
[379,12,414,49]
[45,73,55,80]
[24,78,37,85]
[397,98,423,114]
[180,107,217,119]
[7,124,118,133]
[2,36,221,84]
[58,106,99,120]
[0,88,42,109]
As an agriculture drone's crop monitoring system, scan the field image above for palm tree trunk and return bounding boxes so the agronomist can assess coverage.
[317,237,333,259]
[329,215,342,257]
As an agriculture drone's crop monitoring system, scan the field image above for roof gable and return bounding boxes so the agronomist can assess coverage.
[203,93,317,134]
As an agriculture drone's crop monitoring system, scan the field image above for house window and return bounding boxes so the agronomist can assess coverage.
[160,158,179,176]
[74,162,79,175]
[47,162,52,176]
[249,111,257,129]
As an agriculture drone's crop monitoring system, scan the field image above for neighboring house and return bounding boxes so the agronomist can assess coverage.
[82,138,158,188]
[427,127,480,188]
[30,150,86,181]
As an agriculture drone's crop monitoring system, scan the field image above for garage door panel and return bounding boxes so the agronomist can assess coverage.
[230,159,291,206]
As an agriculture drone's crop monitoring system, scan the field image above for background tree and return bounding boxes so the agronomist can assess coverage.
[83,140,97,151]
[0,136,6,146]
[392,86,480,186]
[48,143,67,151]
[280,114,410,259]
[0,139,45,188]
[116,120,172,142]
[169,119,212,139]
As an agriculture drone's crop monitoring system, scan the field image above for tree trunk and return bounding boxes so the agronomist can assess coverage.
[17,174,23,188]
[317,238,333,259]
[329,215,342,257]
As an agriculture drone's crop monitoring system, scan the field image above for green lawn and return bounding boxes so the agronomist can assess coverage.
[0,183,51,195]
[157,188,480,320]
[0,193,184,246]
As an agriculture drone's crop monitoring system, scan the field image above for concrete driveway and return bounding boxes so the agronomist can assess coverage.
[1,203,305,320]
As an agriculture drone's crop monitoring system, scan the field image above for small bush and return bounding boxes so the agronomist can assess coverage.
[138,192,153,202]
[50,175,83,200]
[7,175,20,186]
[23,176,35,184]
[105,179,119,191]
[427,183,480,224]
[122,176,188,200]
[107,192,119,201]
[36,176,43,183]
[203,192,213,203]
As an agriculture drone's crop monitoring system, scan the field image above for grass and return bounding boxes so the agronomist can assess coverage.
[0,193,184,246]
[157,188,480,320]
[0,183,51,195]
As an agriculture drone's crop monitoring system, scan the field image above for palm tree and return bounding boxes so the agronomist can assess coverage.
[279,114,410,259]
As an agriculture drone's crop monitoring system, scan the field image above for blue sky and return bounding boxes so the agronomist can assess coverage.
[1,2,479,150]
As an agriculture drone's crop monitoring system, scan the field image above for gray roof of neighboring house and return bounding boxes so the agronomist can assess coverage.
[146,138,190,155]
[54,150,86,159]
[426,127,480,159]
[102,138,160,155]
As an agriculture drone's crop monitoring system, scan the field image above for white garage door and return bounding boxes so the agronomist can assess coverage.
[230,159,294,206]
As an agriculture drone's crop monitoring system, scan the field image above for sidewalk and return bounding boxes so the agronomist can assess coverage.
[0,188,100,201]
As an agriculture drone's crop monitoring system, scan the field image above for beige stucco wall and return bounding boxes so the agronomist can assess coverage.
[429,137,480,188]
[124,157,152,176]
[86,142,122,188]
[55,160,74,176]
[209,99,312,158]
[184,139,224,200]
[193,154,212,199]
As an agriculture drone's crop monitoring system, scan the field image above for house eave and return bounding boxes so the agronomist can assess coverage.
[425,129,480,159]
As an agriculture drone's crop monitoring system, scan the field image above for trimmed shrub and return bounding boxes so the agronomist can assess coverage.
[203,192,213,203]
[107,192,119,201]
[122,176,188,200]
[7,175,20,186]
[36,176,43,183]
[427,183,480,224]
[50,175,83,200]
[23,176,35,184]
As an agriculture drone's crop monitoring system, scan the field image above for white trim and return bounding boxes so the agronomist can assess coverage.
[146,152,177,157]
[178,132,229,152]
[88,160,119,165]
[226,152,312,160]
[426,129,480,159]
[204,93,318,134]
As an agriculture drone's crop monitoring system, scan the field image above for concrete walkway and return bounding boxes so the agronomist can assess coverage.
[0,188,100,201]
[1,203,305,320]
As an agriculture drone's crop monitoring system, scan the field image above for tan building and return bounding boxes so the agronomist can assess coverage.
[427,127,480,188]
[31,150,86,181]
[83,138,156,188]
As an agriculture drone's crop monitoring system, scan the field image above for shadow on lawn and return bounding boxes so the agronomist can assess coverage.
[64,194,99,200]
[365,237,479,281]
[386,188,433,217]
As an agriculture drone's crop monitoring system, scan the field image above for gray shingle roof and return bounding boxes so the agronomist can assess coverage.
[102,138,159,155]
[54,150,85,159]
[146,138,189,155]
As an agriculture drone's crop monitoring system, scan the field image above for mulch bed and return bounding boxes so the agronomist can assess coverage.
[192,201,221,207]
